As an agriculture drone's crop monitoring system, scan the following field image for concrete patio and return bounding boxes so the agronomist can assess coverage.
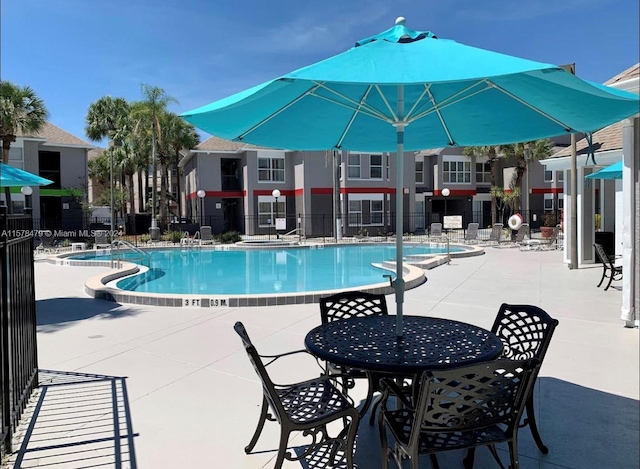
[4,247,639,468]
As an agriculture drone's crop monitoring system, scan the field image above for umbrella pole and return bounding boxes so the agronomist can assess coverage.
[395,86,406,337]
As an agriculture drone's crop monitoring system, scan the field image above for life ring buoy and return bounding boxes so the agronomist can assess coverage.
[508,214,523,230]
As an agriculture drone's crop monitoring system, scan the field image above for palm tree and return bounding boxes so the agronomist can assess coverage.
[163,113,199,218]
[501,139,554,212]
[139,85,177,225]
[85,96,131,231]
[463,145,502,225]
[0,81,49,212]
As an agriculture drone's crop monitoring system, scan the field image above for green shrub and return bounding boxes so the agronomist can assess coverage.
[139,234,150,243]
[216,231,242,244]
[167,231,183,243]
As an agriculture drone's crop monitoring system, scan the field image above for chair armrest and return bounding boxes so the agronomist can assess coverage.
[261,349,328,375]
[379,377,415,411]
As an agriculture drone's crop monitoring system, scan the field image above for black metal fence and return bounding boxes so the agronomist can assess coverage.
[27,208,561,247]
[1,207,39,456]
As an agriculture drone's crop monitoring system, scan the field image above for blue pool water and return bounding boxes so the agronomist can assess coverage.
[72,245,461,295]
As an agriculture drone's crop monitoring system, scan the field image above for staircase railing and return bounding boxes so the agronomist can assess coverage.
[111,239,151,268]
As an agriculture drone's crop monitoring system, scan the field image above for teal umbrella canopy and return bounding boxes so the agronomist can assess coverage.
[182,18,640,335]
[585,161,624,180]
[0,162,53,187]
[183,21,639,151]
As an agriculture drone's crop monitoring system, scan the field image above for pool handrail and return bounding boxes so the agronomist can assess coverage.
[111,240,151,268]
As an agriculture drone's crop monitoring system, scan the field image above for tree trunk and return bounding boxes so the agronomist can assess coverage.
[2,140,14,213]
[490,157,498,226]
[175,152,182,218]
[160,161,168,223]
[139,170,145,213]
[127,173,135,218]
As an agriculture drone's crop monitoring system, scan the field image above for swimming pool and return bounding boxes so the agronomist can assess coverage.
[74,244,462,295]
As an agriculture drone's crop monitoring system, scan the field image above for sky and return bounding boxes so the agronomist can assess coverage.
[1,0,638,147]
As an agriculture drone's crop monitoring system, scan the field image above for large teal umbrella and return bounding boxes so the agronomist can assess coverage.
[183,18,639,335]
[585,161,624,180]
[0,162,53,187]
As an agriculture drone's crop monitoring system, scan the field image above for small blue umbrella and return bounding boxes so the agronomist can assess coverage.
[585,161,624,180]
[0,162,53,187]
[183,18,639,335]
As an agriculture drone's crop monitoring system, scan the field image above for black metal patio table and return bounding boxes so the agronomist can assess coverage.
[305,315,504,375]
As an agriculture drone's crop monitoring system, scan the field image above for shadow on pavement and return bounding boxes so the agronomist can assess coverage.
[6,369,138,469]
[36,297,140,332]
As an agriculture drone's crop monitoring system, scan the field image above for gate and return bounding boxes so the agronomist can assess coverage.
[1,207,39,456]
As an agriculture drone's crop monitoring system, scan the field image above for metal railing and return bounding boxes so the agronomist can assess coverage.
[1,207,39,456]
[111,239,151,269]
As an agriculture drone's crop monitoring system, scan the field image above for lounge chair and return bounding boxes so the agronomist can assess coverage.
[464,222,479,243]
[199,226,215,245]
[520,225,560,251]
[36,231,59,254]
[594,242,622,291]
[94,230,111,249]
[486,223,504,244]
[500,223,530,248]
[429,222,442,239]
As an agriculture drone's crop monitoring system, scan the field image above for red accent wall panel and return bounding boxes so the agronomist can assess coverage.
[187,190,246,200]
[531,187,564,195]
[434,189,477,196]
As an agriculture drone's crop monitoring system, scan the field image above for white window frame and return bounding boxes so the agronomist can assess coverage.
[258,195,285,227]
[369,154,383,179]
[370,199,383,224]
[475,160,491,183]
[348,153,361,179]
[415,159,424,184]
[544,193,554,211]
[258,152,285,183]
[544,170,554,183]
[348,199,362,226]
[348,194,384,227]
[385,154,390,180]
[442,157,471,184]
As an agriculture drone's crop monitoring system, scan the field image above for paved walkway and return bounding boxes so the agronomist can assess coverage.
[5,247,639,468]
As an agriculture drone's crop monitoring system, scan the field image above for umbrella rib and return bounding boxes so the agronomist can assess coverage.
[237,83,323,141]
[427,88,455,146]
[404,85,431,121]
[375,85,400,122]
[487,80,573,131]
[312,82,392,122]
[409,81,491,121]
[336,86,374,149]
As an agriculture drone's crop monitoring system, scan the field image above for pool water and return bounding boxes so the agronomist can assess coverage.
[75,245,461,295]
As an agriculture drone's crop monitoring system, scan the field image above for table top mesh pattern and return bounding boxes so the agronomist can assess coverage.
[305,316,503,374]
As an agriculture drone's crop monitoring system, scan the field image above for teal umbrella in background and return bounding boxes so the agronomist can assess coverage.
[585,161,624,180]
[0,162,53,187]
[183,17,640,335]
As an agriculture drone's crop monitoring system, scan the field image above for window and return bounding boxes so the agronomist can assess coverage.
[476,162,492,183]
[544,170,553,182]
[348,153,361,179]
[443,160,471,183]
[348,200,362,225]
[371,200,383,224]
[544,194,554,210]
[558,171,564,182]
[258,197,285,227]
[258,157,285,182]
[558,197,564,209]
[415,161,424,184]
[370,154,382,179]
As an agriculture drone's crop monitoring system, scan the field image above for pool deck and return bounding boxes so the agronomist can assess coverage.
[5,247,639,468]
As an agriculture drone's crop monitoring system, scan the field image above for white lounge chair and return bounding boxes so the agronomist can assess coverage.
[464,223,479,243]
[94,230,111,249]
[199,226,215,245]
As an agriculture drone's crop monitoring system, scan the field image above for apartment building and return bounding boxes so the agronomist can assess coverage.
[2,122,93,230]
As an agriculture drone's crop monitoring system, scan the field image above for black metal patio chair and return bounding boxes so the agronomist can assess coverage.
[319,291,391,425]
[378,358,539,469]
[465,303,559,463]
[594,243,623,291]
[234,322,360,469]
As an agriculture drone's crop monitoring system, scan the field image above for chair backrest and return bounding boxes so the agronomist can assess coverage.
[489,223,503,241]
[95,230,109,244]
[594,243,612,266]
[430,223,442,237]
[412,359,539,445]
[465,223,479,240]
[319,291,388,324]
[515,224,530,242]
[200,226,212,240]
[492,304,558,363]
[40,230,56,247]
[233,322,285,419]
